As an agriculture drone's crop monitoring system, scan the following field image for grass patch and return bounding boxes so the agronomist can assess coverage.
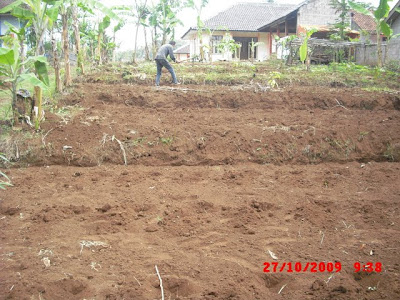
[103,60,400,90]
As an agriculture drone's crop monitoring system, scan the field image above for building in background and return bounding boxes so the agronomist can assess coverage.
[174,44,190,61]
[182,0,362,62]
[0,0,21,46]
[387,0,400,40]
[350,11,377,43]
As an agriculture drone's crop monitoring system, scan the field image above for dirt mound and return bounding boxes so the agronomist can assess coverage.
[2,84,399,168]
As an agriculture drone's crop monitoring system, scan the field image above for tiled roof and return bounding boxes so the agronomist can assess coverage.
[0,0,16,11]
[351,11,376,32]
[175,44,190,54]
[201,2,301,32]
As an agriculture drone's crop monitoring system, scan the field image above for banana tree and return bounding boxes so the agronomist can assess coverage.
[299,28,317,71]
[186,0,209,61]
[1,0,59,123]
[95,16,111,65]
[349,0,393,67]
[249,39,264,63]
[60,4,73,87]
[3,21,29,69]
[148,3,161,58]
[0,35,49,129]
[75,0,122,68]
[0,0,60,56]
[71,0,84,74]
[131,1,149,63]
[150,0,184,46]
[217,33,241,60]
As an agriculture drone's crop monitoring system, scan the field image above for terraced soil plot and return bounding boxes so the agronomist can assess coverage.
[1,81,400,299]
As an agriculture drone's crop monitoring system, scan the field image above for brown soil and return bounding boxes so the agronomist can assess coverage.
[1,81,400,300]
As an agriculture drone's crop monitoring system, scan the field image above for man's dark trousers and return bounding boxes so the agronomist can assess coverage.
[155,58,178,86]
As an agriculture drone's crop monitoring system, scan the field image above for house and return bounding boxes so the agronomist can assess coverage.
[387,0,400,39]
[350,11,377,43]
[182,0,358,61]
[174,44,190,61]
[0,0,21,46]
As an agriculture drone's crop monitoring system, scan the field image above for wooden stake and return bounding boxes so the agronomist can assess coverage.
[34,86,43,130]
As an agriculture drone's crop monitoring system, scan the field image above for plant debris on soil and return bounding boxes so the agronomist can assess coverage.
[0,73,399,299]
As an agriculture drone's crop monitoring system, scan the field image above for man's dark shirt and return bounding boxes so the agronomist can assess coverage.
[155,44,176,62]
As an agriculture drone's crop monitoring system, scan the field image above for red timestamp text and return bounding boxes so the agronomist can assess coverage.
[263,262,342,273]
[354,262,382,273]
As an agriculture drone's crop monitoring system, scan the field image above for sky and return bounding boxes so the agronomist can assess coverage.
[100,0,386,51]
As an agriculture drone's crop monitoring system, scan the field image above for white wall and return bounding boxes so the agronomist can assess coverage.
[298,0,345,27]
[0,15,20,35]
[186,30,270,61]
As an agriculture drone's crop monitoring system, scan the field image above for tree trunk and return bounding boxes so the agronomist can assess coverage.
[96,33,102,65]
[377,28,382,67]
[144,27,150,60]
[19,38,25,73]
[112,33,116,62]
[34,86,43,130]
[199,37,204,62]
[152,27,158,58]
[208,40,213,63]
[62,12,72,87]
[51,29,62,92]
[11,81,18,125]
[72,3,84,74]
[133,21,140,63]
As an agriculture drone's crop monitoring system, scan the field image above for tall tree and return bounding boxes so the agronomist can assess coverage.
[71,0,84,74]
[148,0,184,50]
[330,0,350,40]
[133,0,149,63]
[186,0,209,61]
[60,4,72,87]
[52,30,62,92]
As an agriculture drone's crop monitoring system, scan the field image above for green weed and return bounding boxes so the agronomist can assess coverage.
[160,137,173,145]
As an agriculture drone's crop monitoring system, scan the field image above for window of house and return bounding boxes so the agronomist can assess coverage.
[212,35,223,54]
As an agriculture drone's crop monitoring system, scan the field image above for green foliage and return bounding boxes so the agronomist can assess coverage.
[349,0,394,66]
[98,16,111,34]
[0,35,49,123]
[160,137,173,145]
[249,40,264,62]
[0,0,62,55]
[148,0,185,44]
[217,33,241,58]
[299,28,317,63]
[330,0,350,40]
[349,0,394,37]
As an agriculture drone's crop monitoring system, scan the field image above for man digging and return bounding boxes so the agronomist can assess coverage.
[155,40,180,86]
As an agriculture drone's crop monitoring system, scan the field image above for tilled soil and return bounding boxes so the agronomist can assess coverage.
[0,82,399,300]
